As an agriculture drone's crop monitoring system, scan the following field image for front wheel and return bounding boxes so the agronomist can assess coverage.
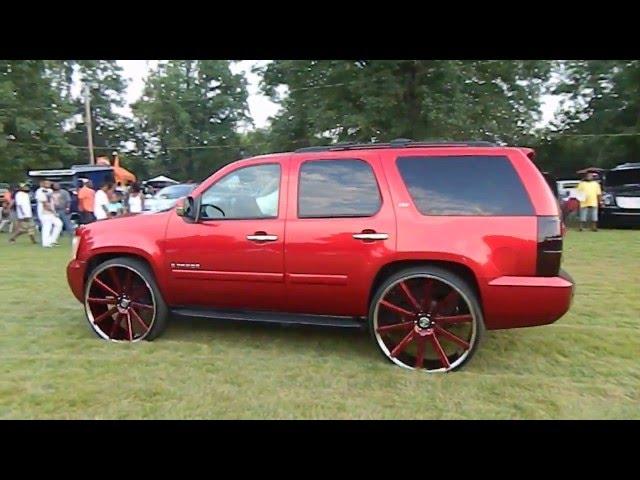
[369,266,484,373]
[84,257,169,342]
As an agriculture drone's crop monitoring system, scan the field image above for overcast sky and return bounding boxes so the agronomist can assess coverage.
[116,60,559,129]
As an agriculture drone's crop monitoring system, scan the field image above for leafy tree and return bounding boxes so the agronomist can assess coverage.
[63,60,132,164]
[0,60,76,182]
[258,60,552,150]
[536,60,640,176]
[133,60,250,181]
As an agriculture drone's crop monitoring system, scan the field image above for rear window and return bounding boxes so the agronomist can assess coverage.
[298,159,381,218]
[396,155,534,216]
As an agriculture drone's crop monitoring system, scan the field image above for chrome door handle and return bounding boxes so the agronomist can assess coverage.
[247,234,278,242]
[353,233,389,241]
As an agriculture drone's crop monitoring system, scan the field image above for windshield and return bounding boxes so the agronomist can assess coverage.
[155,184,196,199]
[605,168,640,187]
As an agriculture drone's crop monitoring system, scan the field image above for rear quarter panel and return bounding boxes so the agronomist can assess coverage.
[379,148,549,329]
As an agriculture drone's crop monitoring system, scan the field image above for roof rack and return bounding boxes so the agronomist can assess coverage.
[614,162,640,169]
[294,139,498,153]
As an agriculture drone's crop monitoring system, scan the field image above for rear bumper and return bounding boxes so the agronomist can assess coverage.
[481,269,575,330]
[67,259,87,303]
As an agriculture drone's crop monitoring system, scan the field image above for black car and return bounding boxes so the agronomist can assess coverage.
[600,162,640,228]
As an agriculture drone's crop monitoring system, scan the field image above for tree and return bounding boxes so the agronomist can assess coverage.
[63,60,132,163]
[0,60,76,182]
[536,60,640,175]
[258,60,552,150]
[133,60,250,181]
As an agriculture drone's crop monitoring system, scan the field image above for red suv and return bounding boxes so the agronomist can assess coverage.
[67,140,574,373]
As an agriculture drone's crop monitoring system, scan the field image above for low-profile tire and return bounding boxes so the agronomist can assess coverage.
[369,266,485,373]
[84,257,169,342]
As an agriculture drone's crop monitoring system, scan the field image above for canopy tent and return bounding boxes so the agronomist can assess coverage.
[96,154,137,185]
[146,175,179,184]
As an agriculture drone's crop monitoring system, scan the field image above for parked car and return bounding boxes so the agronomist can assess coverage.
[599,162,640,228]
[144,183,198,213]
[557,180,580,200]
[67,140,575,373]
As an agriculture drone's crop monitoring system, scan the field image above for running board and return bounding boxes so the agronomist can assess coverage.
[171,307,366,329]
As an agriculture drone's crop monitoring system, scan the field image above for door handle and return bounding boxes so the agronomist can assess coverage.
[247,234,278,242]
[353,232,389,241]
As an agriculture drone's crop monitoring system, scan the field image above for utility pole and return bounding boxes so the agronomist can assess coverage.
[84,84,95,165]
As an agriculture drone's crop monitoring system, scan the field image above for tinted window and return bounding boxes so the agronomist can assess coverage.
[298,159,381,218]
[397,156,533,216]
[200,163,280,220]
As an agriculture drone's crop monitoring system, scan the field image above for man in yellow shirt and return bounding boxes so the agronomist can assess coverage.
[576,172,602,232]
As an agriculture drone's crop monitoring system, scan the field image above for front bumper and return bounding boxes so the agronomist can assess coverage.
[67,259,87,303]
[600,206,640,226]
[481,269,575,330]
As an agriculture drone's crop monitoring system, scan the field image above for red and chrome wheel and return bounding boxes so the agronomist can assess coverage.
[84,258,168,342]
[370,267,484,373]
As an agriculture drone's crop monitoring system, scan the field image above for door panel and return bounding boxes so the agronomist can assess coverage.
[163,159,288,311]
[284,153,396,317]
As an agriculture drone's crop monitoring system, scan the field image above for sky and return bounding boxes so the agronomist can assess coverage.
[116,60,559,130]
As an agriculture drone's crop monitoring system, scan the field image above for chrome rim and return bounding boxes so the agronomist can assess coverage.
[373,274,478,373]
[84,264,156,342]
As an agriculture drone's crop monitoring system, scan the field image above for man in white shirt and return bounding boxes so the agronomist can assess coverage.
[93,181,114,221]
[9,183,37,244]
[35,180,63,248]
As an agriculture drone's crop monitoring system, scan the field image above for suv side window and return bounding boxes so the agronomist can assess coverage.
[397,155,534,216]
[298,159,382,218]
[200,163,281,220]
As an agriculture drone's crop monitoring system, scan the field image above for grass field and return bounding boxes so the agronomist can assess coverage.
[0,228,639,419]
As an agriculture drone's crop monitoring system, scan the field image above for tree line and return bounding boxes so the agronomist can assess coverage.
[1,60,638,183]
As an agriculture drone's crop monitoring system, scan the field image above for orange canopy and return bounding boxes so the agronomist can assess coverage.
[96,155,137,185]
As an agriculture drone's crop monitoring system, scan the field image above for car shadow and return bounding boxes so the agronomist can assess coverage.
[162,314,374,357]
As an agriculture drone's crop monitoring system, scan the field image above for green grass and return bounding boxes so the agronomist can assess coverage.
[1,228,639,419]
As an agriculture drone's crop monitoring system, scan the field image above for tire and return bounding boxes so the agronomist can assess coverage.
[368,266,485,373]
[84,257,169,342]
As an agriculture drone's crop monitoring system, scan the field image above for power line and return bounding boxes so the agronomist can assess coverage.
[560,132,640,137]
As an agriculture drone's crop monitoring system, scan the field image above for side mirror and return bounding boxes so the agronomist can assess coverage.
[177,195,200,222]
[175,197,187,217]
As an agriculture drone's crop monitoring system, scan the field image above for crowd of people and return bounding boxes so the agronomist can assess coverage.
[76,179,145,224]
[1,178,146,248]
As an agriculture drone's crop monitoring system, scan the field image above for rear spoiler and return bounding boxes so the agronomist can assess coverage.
[518,147,536,162]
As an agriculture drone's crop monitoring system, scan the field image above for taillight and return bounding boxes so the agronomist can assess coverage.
[536,216,563,277]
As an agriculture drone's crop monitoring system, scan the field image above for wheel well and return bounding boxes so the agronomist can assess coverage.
[369,260,482,307]
[84,253,154,283]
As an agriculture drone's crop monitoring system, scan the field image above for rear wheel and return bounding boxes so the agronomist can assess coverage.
[84,257,168,342]
[369,266,484,373]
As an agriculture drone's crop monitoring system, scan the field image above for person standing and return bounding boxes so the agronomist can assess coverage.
[52,182,74,236]
[127,183,144,214]
[0,188,12,233]
[576,172,603,232]
[94,181,114,221]
[35,180,63,247]
[8,183,37,244]
[77,179,96,224]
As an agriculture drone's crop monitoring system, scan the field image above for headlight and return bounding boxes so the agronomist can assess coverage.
[602,193,614,206]
[71,235,81,260]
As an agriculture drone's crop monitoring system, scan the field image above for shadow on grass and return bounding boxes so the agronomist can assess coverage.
[158,314,531,371]
[165,315,369,347]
